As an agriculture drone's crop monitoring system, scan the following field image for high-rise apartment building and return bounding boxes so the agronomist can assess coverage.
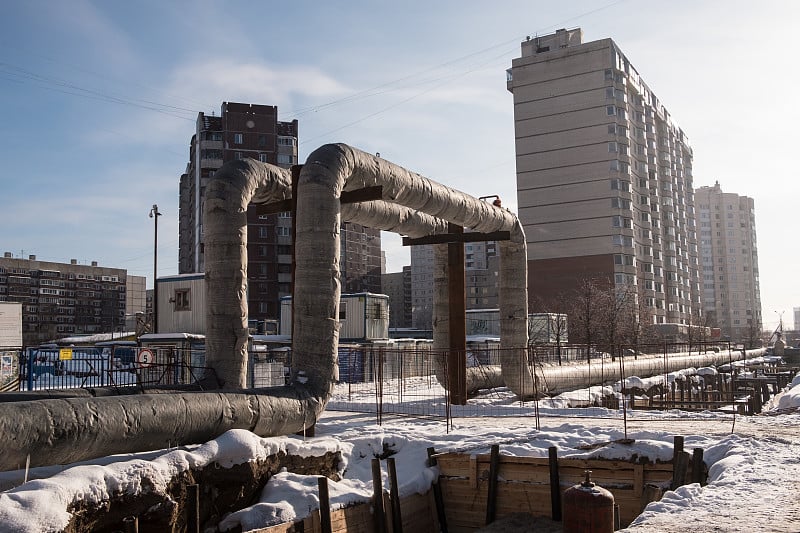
[507,28,700,325]
[695,182,761,343]
[178,102,381,323]
[340,222,383,295]
[0,253,146,346]
[410,241,500,331]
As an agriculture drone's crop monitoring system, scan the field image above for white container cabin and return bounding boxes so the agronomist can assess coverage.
[280,293,389,342]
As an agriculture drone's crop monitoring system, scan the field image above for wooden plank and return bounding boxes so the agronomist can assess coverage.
[402,231,511,246]
[447,224,467,405]
[434,453,700,532]
[634,463,644,495]
[256,186,384,215]
[470,454,478,489]
[399,493,437,533]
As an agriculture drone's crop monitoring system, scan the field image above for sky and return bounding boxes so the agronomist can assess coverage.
[0,1,798,330]
[1,369,799,531]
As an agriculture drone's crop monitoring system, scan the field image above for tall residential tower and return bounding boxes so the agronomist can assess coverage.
[695,182,761,343]
[507,28,700,325]
[178,102,381,324]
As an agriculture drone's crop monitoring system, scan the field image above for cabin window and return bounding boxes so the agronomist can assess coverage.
[174,289,190,311]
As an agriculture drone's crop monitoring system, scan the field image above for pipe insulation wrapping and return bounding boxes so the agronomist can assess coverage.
[0,144,529,471]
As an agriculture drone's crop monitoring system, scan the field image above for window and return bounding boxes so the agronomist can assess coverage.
[612,216,632,229]
[607,105,616,116]
[235,152,244,160]
[611,198,630,209]
[277,154,294,165]
[611,179,630,191]
[277,226,291,236]
[613,254,634,266]
[259,153,269,163]
[234,133,243,144]
[174,289,190,311]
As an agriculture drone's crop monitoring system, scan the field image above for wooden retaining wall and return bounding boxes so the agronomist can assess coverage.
[250,439,702,533]
[248,491,439,533]
[435,444,701,531]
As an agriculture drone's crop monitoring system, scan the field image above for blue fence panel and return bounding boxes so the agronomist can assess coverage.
[338,346,365,383]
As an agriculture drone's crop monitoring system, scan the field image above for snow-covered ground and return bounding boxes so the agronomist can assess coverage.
[1,374,799,532]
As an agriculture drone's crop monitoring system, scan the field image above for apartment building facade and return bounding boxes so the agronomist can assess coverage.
[410,241,500,331]
[381,266,412,329]
[695,182,761,343]
[507,28,700,325]
[0,253,147,346]
[178,102,381,324]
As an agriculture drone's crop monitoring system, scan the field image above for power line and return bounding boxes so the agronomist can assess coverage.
[294,1,627,143]
[0,62,197,121]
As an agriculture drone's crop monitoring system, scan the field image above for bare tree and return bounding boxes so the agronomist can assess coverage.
[569,277,610,361]
[744,317,763,350]
[596,284,641,356]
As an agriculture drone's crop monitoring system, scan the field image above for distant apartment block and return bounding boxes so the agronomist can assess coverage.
[178,102,381,323]
[695,182,762,343]
[381,266,411,329]
[507,28,700,325]
[0,253,146,346]
[410,240,500,331]
[410,246,434,331]
[794,307,800,332]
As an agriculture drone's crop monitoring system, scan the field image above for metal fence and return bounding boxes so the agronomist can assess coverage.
[325,342,794,427]
[16,346,217,391]
[7,342,793,428]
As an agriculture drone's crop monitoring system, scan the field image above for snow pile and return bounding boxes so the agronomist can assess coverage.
[0,430,346,533]
[2,368,799,532]
[776,374,800,410]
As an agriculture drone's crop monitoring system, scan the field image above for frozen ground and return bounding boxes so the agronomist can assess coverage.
[0,375,798,532]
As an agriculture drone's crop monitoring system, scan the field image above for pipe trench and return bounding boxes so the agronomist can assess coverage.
[0,144,528,471]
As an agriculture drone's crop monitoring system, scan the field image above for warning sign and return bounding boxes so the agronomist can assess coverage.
[137,348,154,367]
[59,348,73,361]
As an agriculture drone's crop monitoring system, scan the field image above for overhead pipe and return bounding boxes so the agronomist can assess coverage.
[0,145,529,470]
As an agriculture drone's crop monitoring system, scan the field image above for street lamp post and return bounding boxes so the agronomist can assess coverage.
[149,204,162,334]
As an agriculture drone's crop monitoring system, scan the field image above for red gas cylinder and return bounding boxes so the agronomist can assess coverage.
[562,470,615,533]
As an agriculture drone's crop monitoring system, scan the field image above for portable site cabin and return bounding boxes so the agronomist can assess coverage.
[155,273,206,335]
[138,332,206,370]
[465,309,499,336]
[466,309,568,344]
[0,302,22,350]
[280,293,390,342]
[528,313,569,344]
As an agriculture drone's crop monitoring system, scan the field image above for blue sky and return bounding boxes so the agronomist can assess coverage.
[1,1,798,330]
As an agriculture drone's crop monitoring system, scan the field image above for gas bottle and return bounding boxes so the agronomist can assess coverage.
[562,470,615,532]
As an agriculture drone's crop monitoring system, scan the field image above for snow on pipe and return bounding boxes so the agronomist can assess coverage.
[0,145,528,470]
[526,348,761,397]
